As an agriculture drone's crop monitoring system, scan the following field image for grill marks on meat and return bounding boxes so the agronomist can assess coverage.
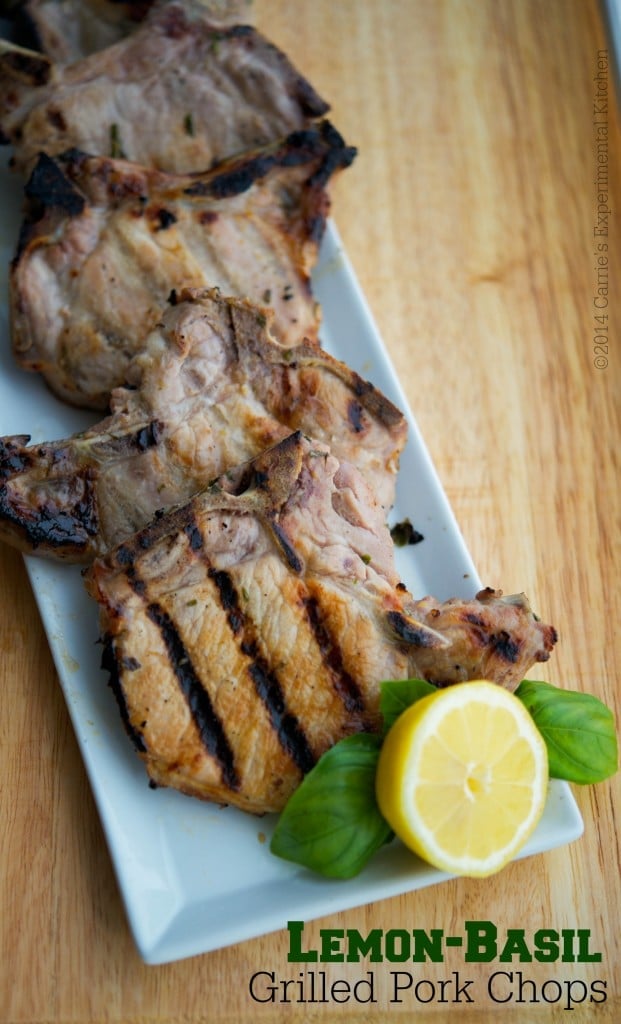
[86,433,558,813]
[11,121,356,409]
[0,288,406,561]
[0,0,329,175]
[144,599,241,788]
[85,433,437,811]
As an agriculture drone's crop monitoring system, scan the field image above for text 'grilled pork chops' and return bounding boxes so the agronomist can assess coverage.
[11,121,356,410]
[0,288,407,562]
[85,432,557,814]
[0,0,329,175]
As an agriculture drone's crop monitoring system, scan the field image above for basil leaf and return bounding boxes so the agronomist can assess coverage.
[515,680,618,784]
[270,734,393,878]
[380,677,437,734]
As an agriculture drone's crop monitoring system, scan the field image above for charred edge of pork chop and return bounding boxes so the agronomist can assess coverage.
[29,119,355,213]
[407,587,558,692]
[0,433,97,558]
[86,432,444,812]
[11,149,86,260]
[0,418,171,560]
[183,120,355,206]
[13,119,356,262]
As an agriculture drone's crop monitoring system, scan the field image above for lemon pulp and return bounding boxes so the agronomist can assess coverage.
[375,680,548,877]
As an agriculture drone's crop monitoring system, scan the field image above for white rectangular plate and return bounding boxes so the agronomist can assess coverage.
[0,153,583,965]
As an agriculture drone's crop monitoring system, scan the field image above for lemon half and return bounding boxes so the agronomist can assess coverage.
[375,680,549,877]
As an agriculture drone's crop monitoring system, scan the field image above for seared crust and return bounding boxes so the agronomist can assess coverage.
[11,121,355,409]
[0,288,406,561]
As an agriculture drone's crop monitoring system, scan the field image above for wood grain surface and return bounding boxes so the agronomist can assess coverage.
[0,0,619,1021]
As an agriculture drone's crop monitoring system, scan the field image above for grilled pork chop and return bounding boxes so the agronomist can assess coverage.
[85,432,557,814]
[0,0,329,175]
[0,288,406,562]
[11,121,355,409]
[399,588,557,690]
[17,0,251,63]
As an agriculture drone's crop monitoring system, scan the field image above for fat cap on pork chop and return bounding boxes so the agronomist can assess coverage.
[85,432,557,814]
[0,288,406,562]
[11,121,356,409]
[0,0,329,175]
